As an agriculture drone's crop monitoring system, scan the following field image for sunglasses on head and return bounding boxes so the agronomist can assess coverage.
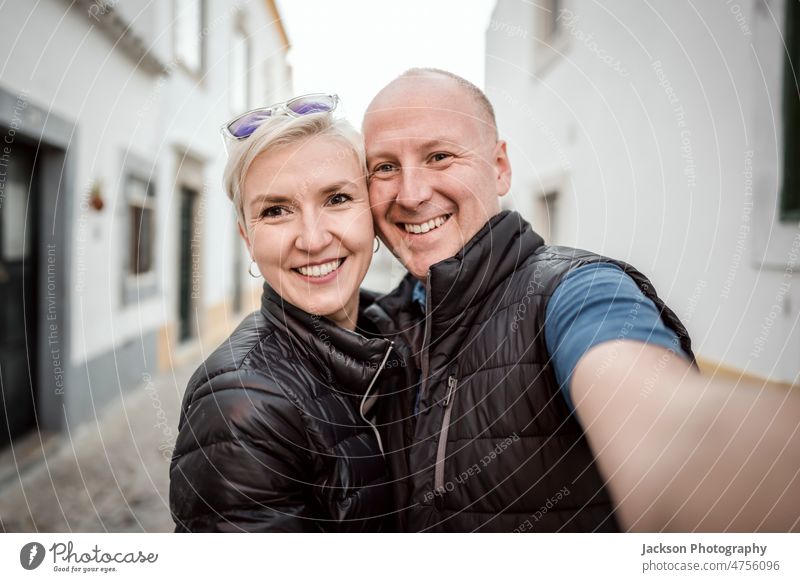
[221,93,339,141]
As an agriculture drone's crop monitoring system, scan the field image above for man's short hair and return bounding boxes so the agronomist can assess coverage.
[399,67,498,139]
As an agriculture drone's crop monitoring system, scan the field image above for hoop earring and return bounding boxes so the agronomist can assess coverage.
[373,237,381,254]
[248,260,261,278]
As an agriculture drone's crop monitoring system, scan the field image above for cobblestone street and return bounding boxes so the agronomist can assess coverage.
[0,362,193,533]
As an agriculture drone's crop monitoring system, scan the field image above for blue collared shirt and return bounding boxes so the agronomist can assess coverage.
[411,263,687,414]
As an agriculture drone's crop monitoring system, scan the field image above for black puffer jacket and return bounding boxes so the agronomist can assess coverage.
[169,284,405,532]
[365,211,695,532]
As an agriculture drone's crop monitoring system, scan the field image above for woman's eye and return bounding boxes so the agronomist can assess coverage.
[328,193,352,206]
[260,205,288,219]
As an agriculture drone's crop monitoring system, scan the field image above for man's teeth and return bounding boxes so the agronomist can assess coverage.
[297,259,342,277]
[404,215,449,234]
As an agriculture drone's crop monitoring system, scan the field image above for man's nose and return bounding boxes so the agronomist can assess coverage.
[294,211,334,254]
[395,166,434,210]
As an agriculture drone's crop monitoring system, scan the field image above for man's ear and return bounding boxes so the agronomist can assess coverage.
[494,140,512,197]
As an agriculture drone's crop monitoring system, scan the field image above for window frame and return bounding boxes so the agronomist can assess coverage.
[173,0,205,78]
[120,153,159,306]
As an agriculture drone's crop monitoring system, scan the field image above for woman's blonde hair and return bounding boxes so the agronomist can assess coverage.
[223,111,366,227]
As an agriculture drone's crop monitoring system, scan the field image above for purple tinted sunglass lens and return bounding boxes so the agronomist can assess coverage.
[287,96,335,115]
[228,110,272,138]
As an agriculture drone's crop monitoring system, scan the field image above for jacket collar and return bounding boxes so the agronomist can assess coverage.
[427,210,543,322]
[260,284,394,396]
[366,210,544,348]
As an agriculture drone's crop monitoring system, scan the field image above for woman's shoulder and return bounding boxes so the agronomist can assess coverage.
[181,310,317,410]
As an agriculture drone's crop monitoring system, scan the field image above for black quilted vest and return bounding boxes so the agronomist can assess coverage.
[365,211,695,532]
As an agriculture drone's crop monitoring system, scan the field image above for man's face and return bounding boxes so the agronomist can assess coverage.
[363,76,511,279]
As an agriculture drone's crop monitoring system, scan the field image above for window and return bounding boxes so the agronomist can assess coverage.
[174,0,203,75]
[781,0,800,220]
[534,190,559,243]
[541,0,562,42]
[230,25,250,113]
[533,0,568,74]
[127,175,155,276]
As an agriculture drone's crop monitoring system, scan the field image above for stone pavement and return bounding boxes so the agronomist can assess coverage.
[0,360,195,533]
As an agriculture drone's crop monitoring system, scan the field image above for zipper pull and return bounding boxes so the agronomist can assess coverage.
[441,375,457,407]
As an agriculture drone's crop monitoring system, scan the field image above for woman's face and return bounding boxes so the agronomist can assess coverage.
[240,136,373,330]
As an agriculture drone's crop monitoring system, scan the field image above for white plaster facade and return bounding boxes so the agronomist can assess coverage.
[485,0,798,383]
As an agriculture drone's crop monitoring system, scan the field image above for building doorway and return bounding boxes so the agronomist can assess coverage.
[177,185,200,343]
[0,140,38,446]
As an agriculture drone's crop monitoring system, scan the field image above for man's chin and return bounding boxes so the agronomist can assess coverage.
[404,253,450,281]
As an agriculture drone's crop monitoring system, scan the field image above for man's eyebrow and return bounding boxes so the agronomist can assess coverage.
[366,138,462,161]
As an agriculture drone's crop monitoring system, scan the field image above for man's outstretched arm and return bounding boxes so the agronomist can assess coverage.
[572,340,800,532]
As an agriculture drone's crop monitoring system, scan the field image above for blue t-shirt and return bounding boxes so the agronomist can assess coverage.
[412,262,687,413]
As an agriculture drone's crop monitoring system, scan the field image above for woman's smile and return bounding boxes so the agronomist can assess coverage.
[241,135,373,330]
[292,256,346,282]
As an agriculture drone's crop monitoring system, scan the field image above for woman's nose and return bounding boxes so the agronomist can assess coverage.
[294,212,334,254]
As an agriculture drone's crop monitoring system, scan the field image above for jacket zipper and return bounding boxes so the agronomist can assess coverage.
[418,277,433,409]
[359,342,393,457]
[433,374,458,493]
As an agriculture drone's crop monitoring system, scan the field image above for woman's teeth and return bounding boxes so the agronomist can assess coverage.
[296,258,343,278]
[404,215,449,234]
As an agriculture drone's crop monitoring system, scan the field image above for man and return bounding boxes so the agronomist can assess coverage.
[362,68,800,532]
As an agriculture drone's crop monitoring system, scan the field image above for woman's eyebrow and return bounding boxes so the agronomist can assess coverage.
[248,193,294,208]
[318,180,356,196]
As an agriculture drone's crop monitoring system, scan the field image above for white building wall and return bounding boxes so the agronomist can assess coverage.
[486,0,799,383]
[0,0,291,364]
[0,0,164,362]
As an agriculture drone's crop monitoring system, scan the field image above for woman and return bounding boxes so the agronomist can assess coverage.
[169,94,406,532]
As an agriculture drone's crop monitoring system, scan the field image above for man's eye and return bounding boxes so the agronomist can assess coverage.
[430,152,452,163]
[373,163,397,174]
[328,193,352,206]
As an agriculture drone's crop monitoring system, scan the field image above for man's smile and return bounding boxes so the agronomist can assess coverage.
[400,213,452,234]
